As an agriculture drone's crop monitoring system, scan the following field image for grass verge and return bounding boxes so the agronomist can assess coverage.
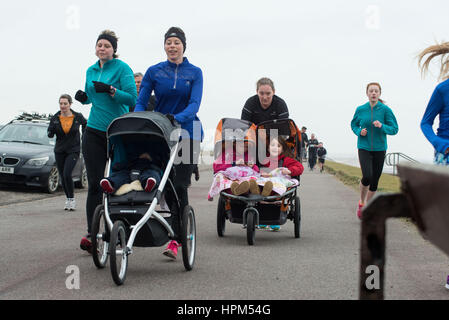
[324,160,400,193]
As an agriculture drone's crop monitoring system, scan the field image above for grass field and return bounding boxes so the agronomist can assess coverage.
[324,160,401,193]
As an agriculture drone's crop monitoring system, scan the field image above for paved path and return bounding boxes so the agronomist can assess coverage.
[0,168,447,299]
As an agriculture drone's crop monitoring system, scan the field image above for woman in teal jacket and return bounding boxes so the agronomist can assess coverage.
[350,82,398,219]
[75,30,137,252]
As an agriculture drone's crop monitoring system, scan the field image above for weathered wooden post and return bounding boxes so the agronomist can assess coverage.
[359,163,449,299]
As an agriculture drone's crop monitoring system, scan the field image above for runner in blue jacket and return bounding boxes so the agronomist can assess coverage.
[418,41,449,290]
[135,27,203,260]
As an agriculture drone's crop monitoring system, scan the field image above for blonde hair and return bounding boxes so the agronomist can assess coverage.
[418,41,449,80]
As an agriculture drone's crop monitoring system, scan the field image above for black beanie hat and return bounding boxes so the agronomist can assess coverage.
[164,27,186,52]
[97,33,117,53]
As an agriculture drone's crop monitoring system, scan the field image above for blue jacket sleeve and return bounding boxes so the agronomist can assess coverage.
[420,87,449,153]
[134,68,153,112]
[174,68,203,123]
[381,107,398,136]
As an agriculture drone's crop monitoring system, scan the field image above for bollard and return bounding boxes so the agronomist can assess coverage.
[359,163,449,300]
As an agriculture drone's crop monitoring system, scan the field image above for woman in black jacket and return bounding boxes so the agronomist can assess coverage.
[48,94,87,211]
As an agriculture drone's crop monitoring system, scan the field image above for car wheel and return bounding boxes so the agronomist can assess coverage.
[45,166,59,194]
[75,166,88,189]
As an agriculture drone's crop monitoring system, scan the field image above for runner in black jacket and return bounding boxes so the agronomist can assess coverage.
[317,142,327,173]
[241,78,289,125]
[307,134,319,170]
[48,94,87,211]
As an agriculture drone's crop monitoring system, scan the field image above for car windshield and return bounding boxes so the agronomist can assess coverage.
[0,123,55,146]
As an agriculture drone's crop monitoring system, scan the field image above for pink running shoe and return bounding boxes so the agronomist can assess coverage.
[145,177,156,193]
[80,234,93,254]
[357,201,364,219]
[100,179,114,194]
[163,240,181,259]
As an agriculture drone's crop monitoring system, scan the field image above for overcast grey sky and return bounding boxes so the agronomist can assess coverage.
[1,0,449,162]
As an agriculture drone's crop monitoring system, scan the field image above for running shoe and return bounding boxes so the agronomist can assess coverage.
[257,225,268,229]
[270,225,281,232]
[68,198,76,211]
[100,179,114,194]
[163,240,180,259]
[445,275,449,290]
[64,199,70,211]
[357,201,364,219]
[80,234,92,254]
[145,177,156,193]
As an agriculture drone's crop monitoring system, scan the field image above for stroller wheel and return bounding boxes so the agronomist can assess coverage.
[217,195,226,237]
[246,209,256,246]
[294,196,301,238]
[180,205,196,271]
[91,205,109,269]
[110,220,128,286]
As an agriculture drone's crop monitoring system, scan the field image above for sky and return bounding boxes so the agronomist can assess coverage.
[1,0,449,163]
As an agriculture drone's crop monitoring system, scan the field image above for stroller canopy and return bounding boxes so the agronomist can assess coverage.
[213,118,257,157]
[107,112,179,147]
[257,118,302,161]
[106,111,179,163]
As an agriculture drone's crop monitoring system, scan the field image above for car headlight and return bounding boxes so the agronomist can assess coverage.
[24,156,50,167]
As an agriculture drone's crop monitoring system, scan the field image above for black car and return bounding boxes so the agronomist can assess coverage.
[0,118,87,193]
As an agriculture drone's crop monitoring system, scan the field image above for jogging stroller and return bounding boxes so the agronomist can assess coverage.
[215,118,302,245]
[90,112,196,285]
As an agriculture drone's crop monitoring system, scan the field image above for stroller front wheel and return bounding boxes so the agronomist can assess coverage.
[110,220,128,285]
[91,204,109,269]
[180,205,196,271]
[217,195,226,237]
[246,210,256,246]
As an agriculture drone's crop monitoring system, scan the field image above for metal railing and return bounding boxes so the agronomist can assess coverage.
[385,152,419,175]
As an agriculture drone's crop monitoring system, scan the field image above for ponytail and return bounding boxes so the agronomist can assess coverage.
[418,41,449,80]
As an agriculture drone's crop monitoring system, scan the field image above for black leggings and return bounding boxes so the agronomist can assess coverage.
[358,149,386,192]
[174,139,201,210]
[82,127,107,234]
[55,152,79,198]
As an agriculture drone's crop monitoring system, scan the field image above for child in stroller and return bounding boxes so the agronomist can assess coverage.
[257,135,304,231]
[210,139,260,197]
[100,141,163,196]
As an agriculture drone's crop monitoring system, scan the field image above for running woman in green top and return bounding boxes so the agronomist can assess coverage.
[350,82,398,219]
[75,30,137,253]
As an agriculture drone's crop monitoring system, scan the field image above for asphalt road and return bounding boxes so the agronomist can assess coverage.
[0,168,448,300]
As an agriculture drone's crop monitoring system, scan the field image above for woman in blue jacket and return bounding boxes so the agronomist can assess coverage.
[75,30,137,253]
[135,27,203,260]
[418,42,449,290]
[350,82,398,219]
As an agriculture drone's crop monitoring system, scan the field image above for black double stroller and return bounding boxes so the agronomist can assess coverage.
[214,118,302,245]
[90,112,196,285]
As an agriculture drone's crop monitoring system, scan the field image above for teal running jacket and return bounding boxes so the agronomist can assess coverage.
[81,59,137,132]
[351,101,398,151]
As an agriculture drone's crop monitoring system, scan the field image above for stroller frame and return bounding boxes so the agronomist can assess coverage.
[214,118,302,245]
[91,112,196,285]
